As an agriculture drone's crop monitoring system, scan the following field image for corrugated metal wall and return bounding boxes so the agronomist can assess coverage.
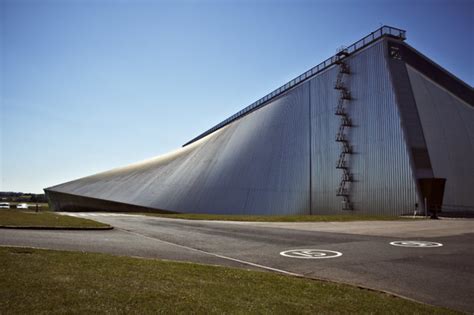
[386,40,435,182]
[406,65,474,211]
[310,40,419,215]
[48,83,311,215]
[47,38,424,215]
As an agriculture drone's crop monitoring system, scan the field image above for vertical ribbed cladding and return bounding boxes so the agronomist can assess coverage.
[406,65,474,212]
[193,82,311,215]
[46,31,429,216]
[310,39,418,215]
[309,65,340,213]
[385,39,434,214]
[157,81,311,214]
[45,80,311,215]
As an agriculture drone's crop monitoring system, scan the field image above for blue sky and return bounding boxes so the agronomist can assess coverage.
[1,0,473,193]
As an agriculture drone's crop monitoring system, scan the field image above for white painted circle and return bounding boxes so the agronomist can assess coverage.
[390,241,443,248]
[280,249,343,259]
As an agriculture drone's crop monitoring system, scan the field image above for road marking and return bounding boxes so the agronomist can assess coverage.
[58,212,137,218]
[280,249,343,259]
[390,241,443,248]
[117,228,302,277]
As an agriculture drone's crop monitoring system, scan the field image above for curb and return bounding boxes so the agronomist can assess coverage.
[0,225,113,231]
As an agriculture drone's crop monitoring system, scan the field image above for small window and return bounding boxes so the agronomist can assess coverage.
[389,46,402,60]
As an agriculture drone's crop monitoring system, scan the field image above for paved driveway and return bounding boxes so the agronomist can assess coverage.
[1,213,473,312]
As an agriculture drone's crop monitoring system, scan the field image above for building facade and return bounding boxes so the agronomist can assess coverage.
[45,26,474,216]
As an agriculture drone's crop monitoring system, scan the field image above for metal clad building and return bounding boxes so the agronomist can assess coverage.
[45,26,474,215]
[309,40,420,215]
[406,65,474,211]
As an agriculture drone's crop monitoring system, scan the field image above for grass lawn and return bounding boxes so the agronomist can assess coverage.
[135,213,413,222]
[0,210,110,229]
[0,247,456,314]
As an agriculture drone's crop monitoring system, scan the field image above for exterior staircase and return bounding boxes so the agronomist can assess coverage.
[334,49,354,210]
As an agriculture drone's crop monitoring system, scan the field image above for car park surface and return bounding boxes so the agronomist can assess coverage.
[1,213,473,313]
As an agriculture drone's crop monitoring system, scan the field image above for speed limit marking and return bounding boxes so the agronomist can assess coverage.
[280,249,342,259]
[390,241,443,248]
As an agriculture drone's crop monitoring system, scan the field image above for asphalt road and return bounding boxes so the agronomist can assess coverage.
[1,213,473,313]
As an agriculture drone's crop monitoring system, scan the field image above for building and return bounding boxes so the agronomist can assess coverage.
[45,26,474,216]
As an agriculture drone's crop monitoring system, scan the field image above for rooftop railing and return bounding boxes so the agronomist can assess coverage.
[183,25,406,147]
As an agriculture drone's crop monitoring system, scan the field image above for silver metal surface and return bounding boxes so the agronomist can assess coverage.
[309,40,419,215]
[406,65,474,211]
[47,83,311,215]
[46,34,472,216]
[183,26,406,147]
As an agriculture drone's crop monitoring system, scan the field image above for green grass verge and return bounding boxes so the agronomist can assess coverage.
[0,210,110,229]
[135,213,412,222]
[0,247,456,314]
